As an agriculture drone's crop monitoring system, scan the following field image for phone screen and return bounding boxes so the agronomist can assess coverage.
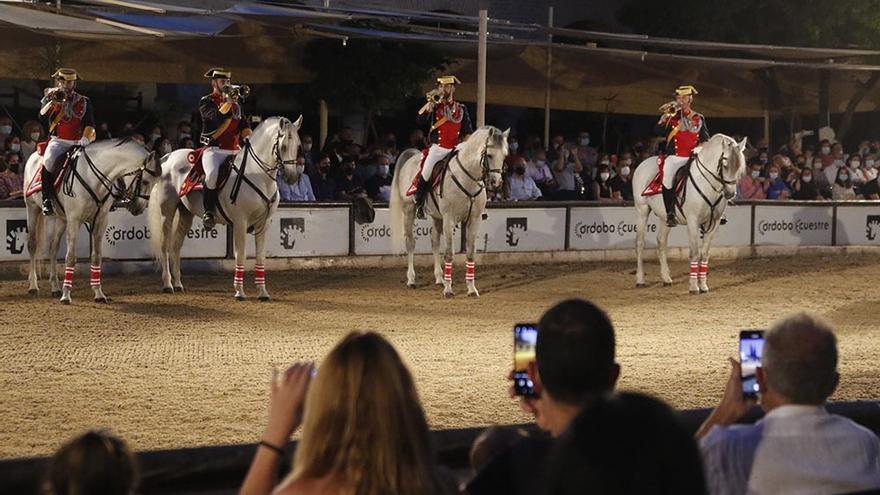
[513,323,538,396]
[740,330,765,399]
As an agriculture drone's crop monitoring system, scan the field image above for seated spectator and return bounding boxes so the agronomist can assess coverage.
[239,331,449,495]
[176,121,192,143]
[790,168,822,200]
[0,115,12,150]
[832,166,856,200]
[365,159,393,202]
[506,136,522,160]
[697,312,880,495]
[575,131,598,173]
[469,426,529,475]
[299,134,316,172]
[552,143,584,200]
[43,430,139,495]
[737,159,766,200]
[146,126,164,149]
[544,392,706,495]
[5,135,21,157]
[862,167,880,200]
[592,164,615,203]
[467,299,619,495]
[278,157,315,202]
[824,155,846,186]
[3,152,23,197]
[848,154,867,188]
[506,157,542,201]
[610,162,633,201]
[335,157,364,201]
[178,137,195,150]
[812,157,832,198]
[21,120,43,160]
[526,150,557,197]
[309,156,337,201]
[151,137,173,156]
[764,164,791,200]
[355,152,389,183]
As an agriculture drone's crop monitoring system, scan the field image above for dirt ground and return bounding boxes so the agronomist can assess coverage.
[1,254,879,459]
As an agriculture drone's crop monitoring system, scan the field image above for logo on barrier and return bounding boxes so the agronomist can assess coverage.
[867,215,880,241]
[360,223,392,242]
[506,217,528,247]
[185,227,219,240]
[5,219,27,254]
[280,217,306,249]
[105,225,150,246]
[757,219,830,236]
[573,220,656,239]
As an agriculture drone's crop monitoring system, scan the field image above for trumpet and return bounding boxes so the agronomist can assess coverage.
[44,87,67,103]
[426,89,444,105]
[221,83,251,100]
[658,100,681,116]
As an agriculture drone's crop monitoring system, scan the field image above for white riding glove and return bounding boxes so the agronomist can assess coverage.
[78,137,91,147]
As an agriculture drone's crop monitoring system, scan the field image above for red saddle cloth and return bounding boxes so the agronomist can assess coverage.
[178,147,209,197]
[24,149,71,199]
[642,156,665,197]
[406,148,449,196]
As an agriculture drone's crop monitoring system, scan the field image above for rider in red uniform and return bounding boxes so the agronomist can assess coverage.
[409,75,473,219]
[656,85,709,226]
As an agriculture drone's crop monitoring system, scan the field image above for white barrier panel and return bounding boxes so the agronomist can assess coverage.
[0,207,90,261]
[753,205,833,246]
[836,205,880,246]
[246,207,349,257]
[569,205,751,250]
[354,208,461,255]
[479,208,565,252]
[103,210,227,260]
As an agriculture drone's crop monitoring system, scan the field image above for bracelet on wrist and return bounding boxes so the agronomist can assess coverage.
[258,440,285,457]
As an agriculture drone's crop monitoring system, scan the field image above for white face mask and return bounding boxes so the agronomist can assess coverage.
[599,172,610,181]
[840,174,849,181]
[769,172,779,180]
[302,143,312,151]
[751,170,760,178]
[621,159,632,166]
[378,165,390,175]
[833,159,844,167]
[536,160,546,167]
[9,143,20,152]
[179,132,191,139]
[821,146,831,155]
[801,175,812,183]
[30,132,41,142]
[620,166,631,176]
[600,160,610,166]
[509,142,519,151]
[295,164,305,174]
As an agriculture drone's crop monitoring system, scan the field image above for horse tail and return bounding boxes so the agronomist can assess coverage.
[390,149,419,254]
[147,182,166,260]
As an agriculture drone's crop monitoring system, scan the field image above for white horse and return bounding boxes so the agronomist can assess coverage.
[390,126,507,298]
[148,116,301,300]
[24,139,160,304]
[633,134,747,293]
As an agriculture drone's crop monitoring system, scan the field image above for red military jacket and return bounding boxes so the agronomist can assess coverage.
[42,92,95,141]
[658,109,709,157]
[427,100,473,150]
[199,92,247,150]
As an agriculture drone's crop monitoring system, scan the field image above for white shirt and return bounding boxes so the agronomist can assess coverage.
[700,405,880,495]
[506,173,542,201]
[527,161,553,183]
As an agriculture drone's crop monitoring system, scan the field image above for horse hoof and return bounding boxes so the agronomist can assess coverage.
[51,290,62,298]
[700,289,709,294]
[259,295,271,302]
[689,290,700,295]
[635,283,646,288]
[235,295,246,301]
[27,288,38,297]
[60,299,71,305]
[95,297,108,304]
[173,286,184,293]
[468,291,480,298]
[162,287,174,294]
[662,282,673,287]
[443,292,454,299]
[407,283,416,289]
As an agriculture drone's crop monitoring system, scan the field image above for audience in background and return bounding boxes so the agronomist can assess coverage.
[697,313,880,495]
[506,156,542,201]
[278,156,315,202]
[309,156,337,202]
[42,430,139,495]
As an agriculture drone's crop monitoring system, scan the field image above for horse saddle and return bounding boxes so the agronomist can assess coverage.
[178,146,234,197]
[406,148,458,197]
[641,155,692,198]
[24,148,76,199]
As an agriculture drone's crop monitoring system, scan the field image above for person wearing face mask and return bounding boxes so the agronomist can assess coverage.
[38,68,96,216]
[790,167,822,200]
[4,135,21,157]
[0,115,13,151]
[20,120,43,160]
[506,157,542,201]
[610,162,633,202]
[847,155,866,191]
[309,156,337,202]
[335,157,365,201]
[146,126,163,148]
[831,166,856,200]
[575,131,598,171]
[2,151,23,198]
[737,159,767,200]
[765,164,791,200]
[860,166,880,200]
[299,133,316,172]
[278,156,315,202]
[151,137,173,157]
[526,150,558,198]
[507,137,523,160]
[592,164,615,203]
[177,121,192,142]
[366,154,394,202]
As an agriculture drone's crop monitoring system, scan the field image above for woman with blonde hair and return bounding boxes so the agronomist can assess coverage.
[241,331,448,495]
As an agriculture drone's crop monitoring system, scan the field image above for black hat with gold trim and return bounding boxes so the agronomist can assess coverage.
[204,67,232,79]
[675,85,698,96]
[52,68,80,81]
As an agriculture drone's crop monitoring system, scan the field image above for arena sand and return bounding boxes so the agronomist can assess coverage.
[1,255,878,458]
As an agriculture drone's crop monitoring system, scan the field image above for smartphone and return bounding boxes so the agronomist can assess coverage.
[513,323,538,396]
[739,330,765,399]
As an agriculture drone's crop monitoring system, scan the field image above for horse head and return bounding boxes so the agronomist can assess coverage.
[278,115,303,185]
[126,149,162,216]
[480,126,509,192]
[701,134,747,200]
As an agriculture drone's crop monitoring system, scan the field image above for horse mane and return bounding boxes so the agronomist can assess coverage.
[90,137,147,154]
[462,126,508,155]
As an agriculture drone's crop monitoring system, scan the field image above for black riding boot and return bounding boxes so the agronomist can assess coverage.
[661,186,677,227]
[202,187,218,229]
[41,168,56,216]
[414,175,429,219]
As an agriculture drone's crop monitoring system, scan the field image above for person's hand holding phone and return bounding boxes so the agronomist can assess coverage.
[262,361,315,447]
[695,357,758,439]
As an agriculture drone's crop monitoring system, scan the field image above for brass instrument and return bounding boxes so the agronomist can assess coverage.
[221,83,251,100]
[658,100,681,116]
[426,89,444,105]
[44,87,67,103]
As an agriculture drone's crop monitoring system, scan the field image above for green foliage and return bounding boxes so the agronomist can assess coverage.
[617,0,880,48]
[302,38,446,112]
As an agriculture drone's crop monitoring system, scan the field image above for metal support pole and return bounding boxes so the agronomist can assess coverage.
[477,9,488,129]
[543,6,553,150]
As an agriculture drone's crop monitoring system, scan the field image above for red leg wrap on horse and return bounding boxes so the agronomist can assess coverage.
[234,265,244,286]
[689,262,699,280]
[444,262,452,282]
[63,267,75,289]
[90,265,101,288]
[255,264,266,286]
[699,262,708,281]
[466,261,475,281]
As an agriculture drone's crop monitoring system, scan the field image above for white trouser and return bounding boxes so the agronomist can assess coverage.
[662,155,690,188]
[43,137,77,173]
[203,147,237,189]
[421,144,455,181]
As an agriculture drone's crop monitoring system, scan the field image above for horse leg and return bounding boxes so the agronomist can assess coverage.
[171,210,193,292]
[432,217,444,285]
[404,207,417,288]
[47,218,65,297]
[465,216,481,298]
[26,205,42,295]
[90,214,109,303]
[60,221,79,305]
[686,221,701,295]
[635,203,649,287]
[159,208,175,293]
[441,217,456,298]
[657,222,673,286]
[254,227,270,301]
[698,227,719,294]
[232,222,248,300]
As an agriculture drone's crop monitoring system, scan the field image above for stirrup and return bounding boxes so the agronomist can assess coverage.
[666,213,676,227]
[41,200,54,216]
[416,204,426,220]
[202,211,216,229]
[720,215,728,226]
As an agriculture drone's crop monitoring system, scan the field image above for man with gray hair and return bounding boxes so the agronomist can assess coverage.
[696,312,880,495]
